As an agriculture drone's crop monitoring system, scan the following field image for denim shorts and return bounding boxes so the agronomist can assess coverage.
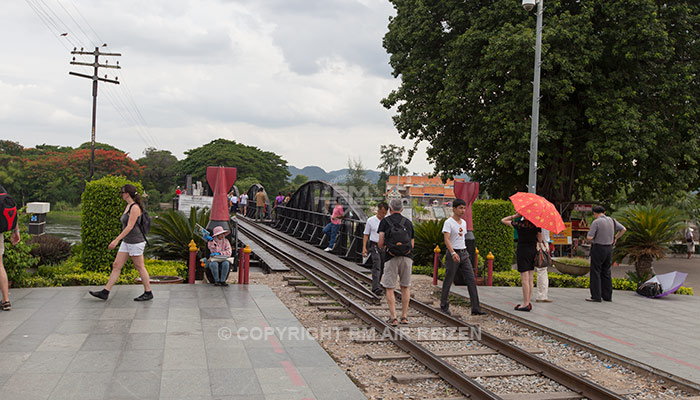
[118,241,146,256]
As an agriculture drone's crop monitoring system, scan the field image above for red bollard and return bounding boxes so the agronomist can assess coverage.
[433,245,441,286]
[243,246,251,284]
[487,252,495,286]
[474,248,480,279]
[188,240,197,284]
[238,248,244,284]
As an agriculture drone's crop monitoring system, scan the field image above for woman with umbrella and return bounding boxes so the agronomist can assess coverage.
[503,193,566,312]
[501,213,541,311]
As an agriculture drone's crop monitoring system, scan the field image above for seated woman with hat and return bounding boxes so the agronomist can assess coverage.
[207,226,232,286]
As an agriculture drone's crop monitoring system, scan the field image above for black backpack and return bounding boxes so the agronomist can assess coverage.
[129,204,151,242]
[385,217,411,257]
[636,281,662,298]
[0,184,18,233]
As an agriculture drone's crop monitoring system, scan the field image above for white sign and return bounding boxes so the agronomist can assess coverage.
[178,195,213,216]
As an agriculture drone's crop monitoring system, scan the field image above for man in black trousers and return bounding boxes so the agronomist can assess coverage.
[586,205,626,302]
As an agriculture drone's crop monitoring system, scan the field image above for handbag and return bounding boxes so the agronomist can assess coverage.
[534,242,551,268]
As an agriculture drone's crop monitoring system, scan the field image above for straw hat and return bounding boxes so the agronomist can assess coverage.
[212,226,230,236]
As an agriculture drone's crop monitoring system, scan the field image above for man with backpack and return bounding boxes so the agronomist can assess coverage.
[378,198,414,326]
[0,184,20,311]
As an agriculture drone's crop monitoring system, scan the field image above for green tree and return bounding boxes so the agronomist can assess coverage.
[377,144,408,177]
[77,142,124,152]
[382,0,700,206]
[236,176,261,195]
[179,139,289,195]
[137,148,178,196]
[0,140,24,156]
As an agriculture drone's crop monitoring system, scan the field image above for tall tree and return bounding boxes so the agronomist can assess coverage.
[179,139,290,196]
[382,0,700,206]
[137,148,178,196]
[377,144,408,177]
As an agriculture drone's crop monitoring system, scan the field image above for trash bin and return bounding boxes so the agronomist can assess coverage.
[27,202,50,236]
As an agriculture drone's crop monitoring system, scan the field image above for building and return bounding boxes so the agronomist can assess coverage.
[385,175,466,206]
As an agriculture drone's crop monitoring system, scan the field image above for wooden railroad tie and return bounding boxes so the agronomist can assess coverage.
[287,279,310,286]
[367,347,544,361]
[394,369,587,383]
[282,275,302,281]
[325,313,357,320]
[308,299,336,306]
[298,290,326,296]
[354,336,513,343]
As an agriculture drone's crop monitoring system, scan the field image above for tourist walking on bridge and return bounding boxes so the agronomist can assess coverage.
[363,202,388,296]
[378,198,414,326]
[501,213,541,312]
[239,191,248,216]
[255,188,266,222]
[586,205,626,302]
[442,199,486,316]
[90,184,153,302]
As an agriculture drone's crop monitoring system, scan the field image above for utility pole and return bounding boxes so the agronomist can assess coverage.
[69,47,121,181]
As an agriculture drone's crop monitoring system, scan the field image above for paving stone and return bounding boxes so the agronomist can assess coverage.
[54,319,98,334]
[1,372,62,400]
[49,372,113,399]
[92,319,133,334]
[162,346,207,370]
[67,350,121,373]
[16,350,76,374]
[209,368,263,396]
[36,333,88,352]
[125,333,166,350]
[117,349,164,371]
[129,319,167,333]
[0,333,48,352]
[159,369,210,398]
[106,370,162,399]
[244,347,291,368]
[0,351,31,374]
[205,346,252,369]
[80,333,127,351]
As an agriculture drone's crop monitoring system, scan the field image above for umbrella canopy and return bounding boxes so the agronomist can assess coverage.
[646,271,688,298]
[509,192,566,234]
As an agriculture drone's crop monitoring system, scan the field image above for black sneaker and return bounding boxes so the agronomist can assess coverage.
[441,307,452,316]
[89,289,109,300]
[221,282,229,287]
[472,310,487,316]
[134,292,154,302]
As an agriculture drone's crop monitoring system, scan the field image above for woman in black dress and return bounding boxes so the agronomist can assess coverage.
[501,213,542,311]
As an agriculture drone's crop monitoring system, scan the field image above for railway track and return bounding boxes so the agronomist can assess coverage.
[237,218,628,400]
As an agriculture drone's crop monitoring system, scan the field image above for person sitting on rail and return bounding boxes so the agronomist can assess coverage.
[207,226,232,286]
[323,197,344,252]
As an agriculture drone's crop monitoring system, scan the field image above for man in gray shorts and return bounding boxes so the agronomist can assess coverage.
[378,198,414,326]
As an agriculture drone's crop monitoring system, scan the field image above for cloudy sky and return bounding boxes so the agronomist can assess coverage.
[1,0,433,173]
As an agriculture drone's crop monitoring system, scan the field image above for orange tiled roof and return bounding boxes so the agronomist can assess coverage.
[388,175,465,186]
[408,186,456,197]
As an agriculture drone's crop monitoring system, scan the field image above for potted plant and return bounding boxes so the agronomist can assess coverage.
[552,256,590,276]
[612,205,684,277]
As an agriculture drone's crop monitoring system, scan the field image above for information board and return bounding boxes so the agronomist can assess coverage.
[178,194,213,217]
[553,222,572,245]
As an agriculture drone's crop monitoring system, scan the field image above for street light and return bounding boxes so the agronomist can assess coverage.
[523,0,543,194]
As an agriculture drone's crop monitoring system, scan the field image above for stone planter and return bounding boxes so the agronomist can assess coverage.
[552,259,590,276]
[135,275,184,284]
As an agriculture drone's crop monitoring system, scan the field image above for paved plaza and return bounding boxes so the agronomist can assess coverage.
[451,284,700,389]
[0,284,365,400]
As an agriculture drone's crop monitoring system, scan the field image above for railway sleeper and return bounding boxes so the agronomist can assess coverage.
[367,347,544,361]
[354,336,514,343]
[392,368,587,383]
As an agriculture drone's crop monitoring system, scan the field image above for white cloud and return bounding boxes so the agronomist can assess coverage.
[0,0,433,174]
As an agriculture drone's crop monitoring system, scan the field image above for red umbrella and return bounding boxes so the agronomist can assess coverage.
[509,192,565,234]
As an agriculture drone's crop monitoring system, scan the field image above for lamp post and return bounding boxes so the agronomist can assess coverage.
[523,0,543,194]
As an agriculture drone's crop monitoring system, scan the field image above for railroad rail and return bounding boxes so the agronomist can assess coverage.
[237,218,626,400]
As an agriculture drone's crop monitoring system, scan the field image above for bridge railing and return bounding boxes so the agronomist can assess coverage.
[272,205,365,262]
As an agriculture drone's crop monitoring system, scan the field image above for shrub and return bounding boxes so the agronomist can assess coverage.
[150,207,211,260]
[473,200,515,272]
[28,234,72,265]
[81,176,143,272]
[24,257,187,287]
[410,265,693,295]
[2,230,39,285]
[552,257,590,267]
[413,219,447,266]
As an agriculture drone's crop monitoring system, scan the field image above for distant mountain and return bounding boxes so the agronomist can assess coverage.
[288,166,382,185]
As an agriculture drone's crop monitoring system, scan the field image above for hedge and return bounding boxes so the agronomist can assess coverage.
[81,176,143,271]
[473,199,515,272]
[411,265,694,295]
[20,258,187,287]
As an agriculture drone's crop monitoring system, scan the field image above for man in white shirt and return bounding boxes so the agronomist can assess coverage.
[362,202,388,296]
[441,199,485,316]
[239,192,248,216]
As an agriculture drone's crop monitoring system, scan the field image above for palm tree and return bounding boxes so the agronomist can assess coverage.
[613,205,684,276]
[150,207,211,260]
[413,218,446,266]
